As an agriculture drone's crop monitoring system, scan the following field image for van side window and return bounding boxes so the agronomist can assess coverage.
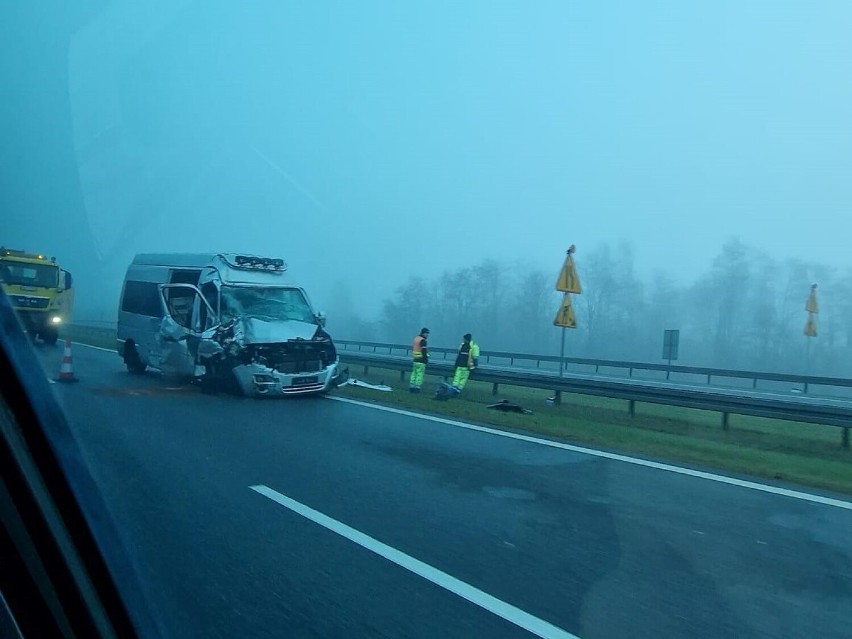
[165,288,194,328]
[121,281,163,317]
[169,269,201,285]
[200,282,219,330]
[164,270,201,328]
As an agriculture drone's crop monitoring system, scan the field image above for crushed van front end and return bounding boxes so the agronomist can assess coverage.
[196,318,343,397]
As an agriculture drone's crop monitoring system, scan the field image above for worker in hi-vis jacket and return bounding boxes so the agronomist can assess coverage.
[409,327,430,393]
[450,333,479,396]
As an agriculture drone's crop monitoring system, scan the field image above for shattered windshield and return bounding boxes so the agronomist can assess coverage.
[220,286,315,323]
[0,262,58,288]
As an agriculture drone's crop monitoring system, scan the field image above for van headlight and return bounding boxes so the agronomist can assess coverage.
[50,316,62,324]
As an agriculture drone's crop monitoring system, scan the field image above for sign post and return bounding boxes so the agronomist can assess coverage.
[553,245,582,376]
[662,329,680,380]
[803,283,818,375]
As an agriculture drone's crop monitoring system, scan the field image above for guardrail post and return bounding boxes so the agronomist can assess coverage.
[628,400,635,418]
[707,374,711,384]
[753,378,758,389]
[804,382,809,394]
[722,412,730,431]
[400,370,405,381]
[843,427,850,449]
[363,365,369,376]
[492,383,498,396]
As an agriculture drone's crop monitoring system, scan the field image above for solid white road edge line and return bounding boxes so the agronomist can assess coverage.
[328,396,852,511]
[250,484,580,639]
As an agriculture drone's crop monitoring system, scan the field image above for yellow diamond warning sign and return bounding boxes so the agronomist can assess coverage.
[553,294,577,328]
[805,284,819,314]
[804,316,818,337]
[555,250,582,294]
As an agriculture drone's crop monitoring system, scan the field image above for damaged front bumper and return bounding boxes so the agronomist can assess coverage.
[234,360,344,396]
[196,319,347,397]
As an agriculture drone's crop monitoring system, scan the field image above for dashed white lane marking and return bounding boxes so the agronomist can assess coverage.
[328,397,852,511]
[250,485,580,639]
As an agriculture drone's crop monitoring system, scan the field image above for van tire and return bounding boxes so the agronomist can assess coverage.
[124,343,147,374]
[40,328,59,345]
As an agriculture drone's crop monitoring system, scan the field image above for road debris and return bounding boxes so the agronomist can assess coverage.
[487,399,532,414]
[341,378,392,392]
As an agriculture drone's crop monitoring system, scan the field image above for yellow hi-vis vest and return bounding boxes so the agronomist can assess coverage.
[412,335,428,362]
[469,341,480,366]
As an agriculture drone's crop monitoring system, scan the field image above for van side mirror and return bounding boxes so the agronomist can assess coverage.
[316,311,327,327]
[61,270,72,290]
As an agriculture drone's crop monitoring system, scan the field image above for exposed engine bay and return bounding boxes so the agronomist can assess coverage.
[195,317,345,396]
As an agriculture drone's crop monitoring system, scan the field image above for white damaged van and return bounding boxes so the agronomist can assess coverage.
[117,253,346,396]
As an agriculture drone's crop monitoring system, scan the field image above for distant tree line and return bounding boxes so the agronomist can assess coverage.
[331,238,852,377]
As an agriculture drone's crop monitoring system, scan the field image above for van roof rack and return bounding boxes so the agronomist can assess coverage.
[223,254,287,271]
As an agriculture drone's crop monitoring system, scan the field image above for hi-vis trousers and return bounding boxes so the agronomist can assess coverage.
[410,361,426,388]
[451,366,471,390]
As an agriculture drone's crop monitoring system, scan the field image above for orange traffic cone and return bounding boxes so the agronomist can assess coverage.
[56,340,79,383]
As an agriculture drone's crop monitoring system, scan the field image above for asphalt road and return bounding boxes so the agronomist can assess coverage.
[31,341,852,638]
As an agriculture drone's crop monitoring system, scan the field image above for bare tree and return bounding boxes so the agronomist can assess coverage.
[468,259,507,347]
[577,242,643,357]
[381,276,432,343]
[641,272,684,361]
[511,269,553,353]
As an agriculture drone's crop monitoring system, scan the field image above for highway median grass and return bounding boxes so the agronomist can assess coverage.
[337,364,852,497]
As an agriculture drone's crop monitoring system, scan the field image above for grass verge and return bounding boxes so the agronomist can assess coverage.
[337,364,852,497]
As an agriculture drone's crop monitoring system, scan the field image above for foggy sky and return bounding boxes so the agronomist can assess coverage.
[4,1,852,318]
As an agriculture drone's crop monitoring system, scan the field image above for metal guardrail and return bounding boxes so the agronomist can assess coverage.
[339,351,852,448]
[336,339,852,395]
[62,326,852,447]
